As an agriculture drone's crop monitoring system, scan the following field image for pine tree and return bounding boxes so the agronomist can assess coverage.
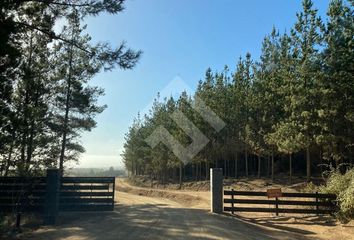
[280,0,324,182]
[53,7,141,171]
[255,28,284,181]
[231,54,253,177]
[318,0,354,165]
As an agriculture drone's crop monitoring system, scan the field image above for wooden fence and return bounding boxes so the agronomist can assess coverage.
[224,189,337,216]
[0,170,115,226]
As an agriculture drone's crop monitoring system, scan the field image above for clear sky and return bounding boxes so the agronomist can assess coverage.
[74,0,331,169]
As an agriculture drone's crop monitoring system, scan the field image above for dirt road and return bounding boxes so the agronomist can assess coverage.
[25,179,319,240]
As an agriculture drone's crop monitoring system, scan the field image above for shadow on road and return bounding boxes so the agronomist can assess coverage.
[26,204,317,240]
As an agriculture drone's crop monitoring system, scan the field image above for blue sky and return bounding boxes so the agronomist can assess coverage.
[74,0,331,169]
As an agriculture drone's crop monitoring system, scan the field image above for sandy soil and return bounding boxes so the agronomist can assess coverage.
[118,178,210,209]
[22,178,354,240]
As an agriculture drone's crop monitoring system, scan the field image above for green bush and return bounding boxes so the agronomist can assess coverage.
[301,182,319,193]
[320,167,354,223]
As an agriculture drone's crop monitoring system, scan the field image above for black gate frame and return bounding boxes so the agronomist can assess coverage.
[0,169,116,226]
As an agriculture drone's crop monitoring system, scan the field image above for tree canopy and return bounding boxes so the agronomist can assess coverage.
[0,0,141,176]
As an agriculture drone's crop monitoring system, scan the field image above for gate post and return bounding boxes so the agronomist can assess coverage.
[210,168,223,213]
[44,169,61,225]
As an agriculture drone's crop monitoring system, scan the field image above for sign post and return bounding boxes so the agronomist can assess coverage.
[267,188,282,198]
[267,188,282,216]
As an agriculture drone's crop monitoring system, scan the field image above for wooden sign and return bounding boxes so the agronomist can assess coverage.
[267,188,282,198]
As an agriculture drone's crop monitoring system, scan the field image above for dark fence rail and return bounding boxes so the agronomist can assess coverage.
[0,177,46,183]
[0,173,116,226]
[0,177,46,213]
[59,177,115,212]
[224,189,337,216]
[61,177,115,184]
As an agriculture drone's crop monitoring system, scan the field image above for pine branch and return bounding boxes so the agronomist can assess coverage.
[14,21,93,55]
[20,0,94,7]
[19,0,125,14]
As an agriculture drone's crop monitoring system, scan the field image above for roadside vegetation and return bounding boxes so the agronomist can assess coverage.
[320,167,354,222]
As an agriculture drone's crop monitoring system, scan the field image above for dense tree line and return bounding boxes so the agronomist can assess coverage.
[122,0,354,185]
[0,0,141,176]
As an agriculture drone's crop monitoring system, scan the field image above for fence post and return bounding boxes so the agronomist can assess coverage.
[16,213,21,228]
[112,177,115,210]
[43,169,61,225]
[210,168,223,214]
[231,188,235,215]
[316,191,319,216]
[275,197,279,216]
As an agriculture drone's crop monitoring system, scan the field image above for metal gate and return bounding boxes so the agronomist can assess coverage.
[60,177,115,211]
[0,170,116,225]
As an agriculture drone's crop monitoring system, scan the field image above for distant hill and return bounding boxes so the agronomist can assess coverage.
[65,167,126,177]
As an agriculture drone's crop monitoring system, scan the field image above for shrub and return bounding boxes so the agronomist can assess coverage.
[301,182,319,193]
[320,167,354,223]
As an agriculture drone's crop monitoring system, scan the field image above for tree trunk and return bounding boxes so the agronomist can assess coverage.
[267,155,270,177]
[175,167,178,182]
[320,149,323,174]
[196,163,198,181]
[162,167,165,187]
[131,160,135,176]
[4,140,14,177]
[25,119,36,173]
[19,31,34,176]
[228,159,231,178]
[289,153,292,185]
[234,152,238,179]
[200,162,202,180]
[25,86,41,173]
[206,161,210,180]
[59,25,75,172]
[245,149,248,177]
[271,150,274,182]
[59,72,72,171]
[195,163,198,181]
[179,163,183,189]
[257,154,261,178]
[306,147,311,182]
[224,156,227,178]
